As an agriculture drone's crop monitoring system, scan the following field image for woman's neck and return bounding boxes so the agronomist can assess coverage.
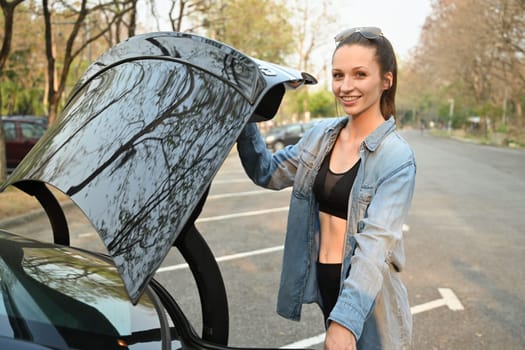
[344,112,385,142]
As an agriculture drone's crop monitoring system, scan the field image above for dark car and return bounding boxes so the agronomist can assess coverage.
[2,116,47,170]
[263,122,317,151]
[0,32,316,349]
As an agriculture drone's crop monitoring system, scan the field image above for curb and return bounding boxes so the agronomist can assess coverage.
[0,201,76,230]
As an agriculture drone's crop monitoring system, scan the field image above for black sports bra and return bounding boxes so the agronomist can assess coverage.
[313,150,360,219]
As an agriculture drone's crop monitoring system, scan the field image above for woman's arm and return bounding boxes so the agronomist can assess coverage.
[325,322,357,350]
[236,123,302,190]
[329,159,416,340]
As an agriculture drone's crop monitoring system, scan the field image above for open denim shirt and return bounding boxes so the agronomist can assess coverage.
[237,116,416,349]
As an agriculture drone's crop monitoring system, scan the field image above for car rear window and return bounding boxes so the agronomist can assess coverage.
[2,122,16,140]
[20,122,46,139]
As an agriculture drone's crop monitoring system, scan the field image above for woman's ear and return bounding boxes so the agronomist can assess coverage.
[383,72,393,90]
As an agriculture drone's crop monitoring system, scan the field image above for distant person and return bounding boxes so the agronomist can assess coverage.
[237,27,416,349]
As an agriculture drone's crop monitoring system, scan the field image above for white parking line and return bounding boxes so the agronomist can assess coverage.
[208,188,291,200]
[281,288,464,348]
[411,288,464,314]
[196,207,289,223]
[154,185,444,348]
[158,238,463,348]
[157,245,284,273]
[281,333,326,348]
[212,178,253,184]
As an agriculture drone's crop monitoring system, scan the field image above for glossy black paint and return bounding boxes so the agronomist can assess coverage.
[0,230,170,349]
[1,32,317,304]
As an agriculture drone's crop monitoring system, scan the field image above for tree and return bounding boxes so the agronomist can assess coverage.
[201,0,295,64]
[400,0,525,131]
[307,89,336,118]
[283,0,336,122]
[162,0,210,32]
[41,0,137,125]
[0,0,26,182]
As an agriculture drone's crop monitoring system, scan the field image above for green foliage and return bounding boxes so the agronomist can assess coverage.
[1,3,46,116]
[273,87,336,123]
[203,0,295,64]
[0,77,45,116]
[307,89,337,118]
[495,124,509,133]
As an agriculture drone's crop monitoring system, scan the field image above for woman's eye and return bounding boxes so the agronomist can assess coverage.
[332,72,343,79]
[355,71,367,78]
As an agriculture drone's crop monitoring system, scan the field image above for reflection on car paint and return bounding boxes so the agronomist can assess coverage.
[2,32,317,305]
[0,231,168,349]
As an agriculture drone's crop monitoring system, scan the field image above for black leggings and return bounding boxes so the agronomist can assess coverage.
[317,261,342,324]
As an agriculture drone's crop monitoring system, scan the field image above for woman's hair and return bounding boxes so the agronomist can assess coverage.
[334,31,397,119]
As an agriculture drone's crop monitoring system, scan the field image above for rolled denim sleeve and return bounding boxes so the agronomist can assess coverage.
[329,159,416,340]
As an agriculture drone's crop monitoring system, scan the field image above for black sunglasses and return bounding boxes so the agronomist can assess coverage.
[334,27,383,44]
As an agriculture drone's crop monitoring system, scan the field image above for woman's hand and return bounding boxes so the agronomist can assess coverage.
[324,321,357,350]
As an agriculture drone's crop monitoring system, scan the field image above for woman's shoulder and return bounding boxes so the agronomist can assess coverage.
[374,130,415,165]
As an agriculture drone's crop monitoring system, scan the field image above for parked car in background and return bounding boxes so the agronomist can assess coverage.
[263,121,317,151]
[2,115,48,170]
[0,32,316,349]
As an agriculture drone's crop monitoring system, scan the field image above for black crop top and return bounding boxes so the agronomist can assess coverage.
[313,150,360,219]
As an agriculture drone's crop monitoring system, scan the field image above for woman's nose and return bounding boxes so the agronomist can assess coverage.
[340,76,354,92]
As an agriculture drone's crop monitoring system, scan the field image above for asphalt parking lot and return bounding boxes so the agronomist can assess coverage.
[2,130,524,349]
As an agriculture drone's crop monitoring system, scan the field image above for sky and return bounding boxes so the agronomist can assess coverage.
[138,0,433,61]
[335,0,433,60]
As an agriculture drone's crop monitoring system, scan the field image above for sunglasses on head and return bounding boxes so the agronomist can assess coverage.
[334,27,383,44]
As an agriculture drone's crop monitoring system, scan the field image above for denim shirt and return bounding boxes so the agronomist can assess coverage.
[237,116,416,349]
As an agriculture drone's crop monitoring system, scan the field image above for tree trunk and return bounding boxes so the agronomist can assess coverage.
[128,0,137,37]
[42,0,58,125]
[0,0,26,181]
[0,101,6,182]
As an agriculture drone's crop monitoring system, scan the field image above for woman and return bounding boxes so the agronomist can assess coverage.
[237,27,416,349]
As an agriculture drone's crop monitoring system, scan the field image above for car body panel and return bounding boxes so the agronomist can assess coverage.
[0,32,317,303]
[0,230,172,349]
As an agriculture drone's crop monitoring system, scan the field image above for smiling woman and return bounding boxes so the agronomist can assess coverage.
[236,26,416,350]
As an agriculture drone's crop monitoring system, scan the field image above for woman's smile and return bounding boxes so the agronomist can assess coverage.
[340,95,361,105]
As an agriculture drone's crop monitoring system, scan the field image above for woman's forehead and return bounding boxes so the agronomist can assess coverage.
[332,44,378,70]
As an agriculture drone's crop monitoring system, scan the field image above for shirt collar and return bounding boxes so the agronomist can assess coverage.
[324,115,396,152]
[363,116,396,151]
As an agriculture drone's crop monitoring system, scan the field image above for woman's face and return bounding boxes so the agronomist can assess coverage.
[331,44,392,119]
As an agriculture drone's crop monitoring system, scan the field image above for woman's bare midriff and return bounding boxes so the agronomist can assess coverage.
[318,211,347,263]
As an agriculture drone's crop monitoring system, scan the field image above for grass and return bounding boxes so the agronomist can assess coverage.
[429,128,525,148]
[0,185,69,221]
[0,187,41,219]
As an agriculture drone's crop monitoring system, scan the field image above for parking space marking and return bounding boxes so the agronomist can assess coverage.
[196,207,289,223]
[281,288,464,348]
[155,185,457,347]
[281,333,326,348]
[411,288,464,314]
[157,245,284,273]
[212,178,253,184]
[207,188,291,200]
[158,239,464,348]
